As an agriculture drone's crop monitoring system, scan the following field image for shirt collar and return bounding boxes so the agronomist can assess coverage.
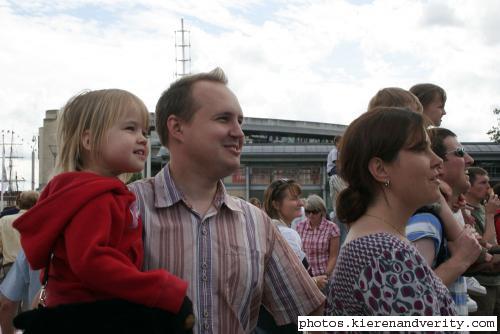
[154,164,242,213]
[307,217,327,230]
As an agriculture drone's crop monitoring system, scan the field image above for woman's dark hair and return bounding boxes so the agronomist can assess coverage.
[336,107,427,224]
[263,179,301,220]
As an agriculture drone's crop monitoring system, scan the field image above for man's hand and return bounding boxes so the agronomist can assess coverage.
[448,225,482,268]
[486,194,500,215]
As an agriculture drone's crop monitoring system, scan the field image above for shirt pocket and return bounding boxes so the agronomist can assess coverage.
[222,245,265,309]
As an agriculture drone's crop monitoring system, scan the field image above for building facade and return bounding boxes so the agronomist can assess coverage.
[38,110,500,210]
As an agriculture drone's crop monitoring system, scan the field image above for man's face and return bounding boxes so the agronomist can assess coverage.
[441,136,474,195]
[180,81,244,179]
[424,94,446,126]
[468,174,491,202]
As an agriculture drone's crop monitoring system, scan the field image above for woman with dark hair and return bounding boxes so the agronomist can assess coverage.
[325,107,456,316]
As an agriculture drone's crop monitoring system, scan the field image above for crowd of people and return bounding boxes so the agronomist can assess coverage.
[0,68,498,333]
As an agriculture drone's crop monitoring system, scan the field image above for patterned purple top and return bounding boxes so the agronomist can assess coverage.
[325,233,456,316]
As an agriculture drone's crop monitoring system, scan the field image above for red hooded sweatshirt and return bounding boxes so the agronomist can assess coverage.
[14,172,187,313]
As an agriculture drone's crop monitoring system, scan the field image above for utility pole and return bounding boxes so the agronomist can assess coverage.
[175,18,191,78]
[31,135,37,190]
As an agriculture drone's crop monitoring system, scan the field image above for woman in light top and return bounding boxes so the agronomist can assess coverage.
[256,179,326,334]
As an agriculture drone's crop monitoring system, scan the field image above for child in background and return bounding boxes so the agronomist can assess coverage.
[13,89,194,333]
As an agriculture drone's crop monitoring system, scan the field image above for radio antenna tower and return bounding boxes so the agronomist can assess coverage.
[175,18,191,77]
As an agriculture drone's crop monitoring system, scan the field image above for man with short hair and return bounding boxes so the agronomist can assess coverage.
[129,68,324,333]
[406,128,482,315]
[465,167,500,316]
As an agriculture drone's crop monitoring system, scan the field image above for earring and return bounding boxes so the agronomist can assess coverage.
[383,179,390,188]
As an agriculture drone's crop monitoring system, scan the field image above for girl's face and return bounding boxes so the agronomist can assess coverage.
[276,188,303,224]
[85,106,149,177]
[424,94,446,126]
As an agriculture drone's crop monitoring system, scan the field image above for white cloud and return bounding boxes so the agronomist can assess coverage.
[1,0,500,176]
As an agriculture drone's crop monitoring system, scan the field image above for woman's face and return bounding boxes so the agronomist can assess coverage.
[305,208,322,225]
[385,139,443,209]
[276,189,303,224]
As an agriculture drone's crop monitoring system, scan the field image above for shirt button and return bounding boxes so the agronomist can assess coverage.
[202,262,208,269]
[203,310,209,318]
[202,274,208,281]
[202,228,208,235]
[204,323,210,329]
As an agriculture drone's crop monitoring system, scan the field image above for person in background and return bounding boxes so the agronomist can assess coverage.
[327,136,346,212]
[256,179,326,333]
[0,191,39,277]
[493,183,500,245]
[296,195,340,280]
[465,167,500,317]
[249,197,262,209]
[406,128,483,315]
[0,249,41,334]
[409,83,447,126]
[325,107,456,316]
[368,87,423,114]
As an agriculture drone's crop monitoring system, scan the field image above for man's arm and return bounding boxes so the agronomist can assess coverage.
[308,302,325,316]
[437,228,482,286]
[262,223,325,326]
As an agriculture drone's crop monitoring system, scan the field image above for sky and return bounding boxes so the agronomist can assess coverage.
[1,0,500,188]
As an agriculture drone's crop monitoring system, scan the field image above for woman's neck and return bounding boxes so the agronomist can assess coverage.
[279,217,293,227]
[344,194,413,244]
[309,218,322,228]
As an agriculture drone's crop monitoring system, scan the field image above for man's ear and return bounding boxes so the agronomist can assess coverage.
[81,130,91,151]
[167,115,185,143]
[367,157,390,184]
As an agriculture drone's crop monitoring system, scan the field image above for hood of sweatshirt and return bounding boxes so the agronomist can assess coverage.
[14,172,135,269]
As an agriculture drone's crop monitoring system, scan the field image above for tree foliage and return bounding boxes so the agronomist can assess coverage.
[487,108,500,143]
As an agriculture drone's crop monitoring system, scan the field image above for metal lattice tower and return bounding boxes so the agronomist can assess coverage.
[175,18,191,77]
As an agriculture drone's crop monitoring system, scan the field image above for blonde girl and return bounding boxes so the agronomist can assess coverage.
[13,89,193,333]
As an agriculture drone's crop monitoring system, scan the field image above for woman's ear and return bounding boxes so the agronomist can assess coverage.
[367,157,390,184]
[272,200,280,211]
[81,130,91,151]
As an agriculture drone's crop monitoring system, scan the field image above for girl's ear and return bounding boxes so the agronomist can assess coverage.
[81,130,91,151]
[167,115,184,143]
[367,157,390,184]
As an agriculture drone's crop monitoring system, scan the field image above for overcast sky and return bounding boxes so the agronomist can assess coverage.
[2,0,500,147]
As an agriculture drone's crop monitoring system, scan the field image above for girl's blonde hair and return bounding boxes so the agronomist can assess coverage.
[54,89,149,174]
[368,87,423,113]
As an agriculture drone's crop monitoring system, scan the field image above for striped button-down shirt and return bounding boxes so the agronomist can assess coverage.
[128,166,325,334]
